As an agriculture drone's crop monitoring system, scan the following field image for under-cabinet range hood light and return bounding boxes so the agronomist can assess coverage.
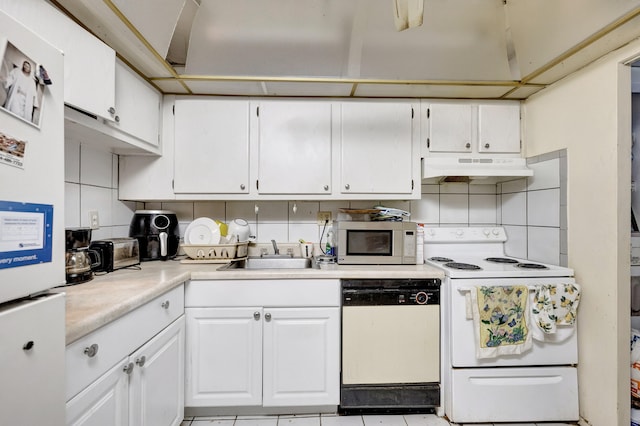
[422,157,533,184]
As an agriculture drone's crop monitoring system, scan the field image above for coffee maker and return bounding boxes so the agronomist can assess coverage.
[129,210,180,261]
[65,228,98,285]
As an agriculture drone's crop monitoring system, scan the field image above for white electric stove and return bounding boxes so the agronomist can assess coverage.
[424,226,579,424]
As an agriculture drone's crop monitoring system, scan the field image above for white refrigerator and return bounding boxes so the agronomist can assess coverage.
[0,9,66,425]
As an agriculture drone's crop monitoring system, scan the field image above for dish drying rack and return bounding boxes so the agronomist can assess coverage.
[180,242,249,263]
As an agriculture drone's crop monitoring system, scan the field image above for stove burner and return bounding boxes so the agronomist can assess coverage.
[516,262,549,270]
[428,257,454,263]
[444,262,482,270]
[485,257,519,264]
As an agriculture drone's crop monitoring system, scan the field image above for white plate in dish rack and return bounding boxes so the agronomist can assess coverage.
[184,217,220,245]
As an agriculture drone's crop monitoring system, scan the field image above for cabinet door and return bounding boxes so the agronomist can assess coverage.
[257,101,332,195]
[0,294,65,426]
[129,317,185,426]
[63,25,116,122]
[66,356,130,426]
[262,307,340,407]
[428,103,473,153]
[478,103,521,153]
[185,307,262,407]
[340,102,414,194]
[107,60,161,147]
[174,98,250,194]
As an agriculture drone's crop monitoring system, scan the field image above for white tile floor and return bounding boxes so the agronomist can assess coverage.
[180,413,578,426]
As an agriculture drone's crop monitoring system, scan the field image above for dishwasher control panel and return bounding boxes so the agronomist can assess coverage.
[341,278,440,306]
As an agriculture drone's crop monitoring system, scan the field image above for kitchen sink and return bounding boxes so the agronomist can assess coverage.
[218,255,315,270]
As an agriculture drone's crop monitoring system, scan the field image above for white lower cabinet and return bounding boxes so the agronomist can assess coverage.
[65,285,185,426]
[185,280,341,409]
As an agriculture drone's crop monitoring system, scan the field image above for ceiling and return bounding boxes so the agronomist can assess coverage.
[52,0,640,99]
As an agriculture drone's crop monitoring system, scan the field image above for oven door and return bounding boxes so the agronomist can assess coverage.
[448,277,578,367]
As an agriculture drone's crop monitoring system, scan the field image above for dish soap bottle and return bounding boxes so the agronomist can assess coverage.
[326,230,335,256]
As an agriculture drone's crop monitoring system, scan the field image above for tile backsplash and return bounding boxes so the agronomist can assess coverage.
[64,143,565,265]
[64,141,137,240]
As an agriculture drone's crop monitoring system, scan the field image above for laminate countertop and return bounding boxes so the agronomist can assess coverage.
[55,258,444,344]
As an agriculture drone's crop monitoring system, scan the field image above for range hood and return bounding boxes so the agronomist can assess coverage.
[422,156,533,184]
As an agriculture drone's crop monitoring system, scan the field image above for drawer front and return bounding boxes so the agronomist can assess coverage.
[449,366,578,423]
[185,280,340,307]
[66,284,184,401]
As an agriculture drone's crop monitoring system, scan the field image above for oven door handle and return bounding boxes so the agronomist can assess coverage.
[457,285,537,293]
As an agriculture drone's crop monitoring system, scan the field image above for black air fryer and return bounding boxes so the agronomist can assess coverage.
[129,210,180,261]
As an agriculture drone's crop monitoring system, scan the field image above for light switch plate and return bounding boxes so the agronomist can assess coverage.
[89,210,99,229]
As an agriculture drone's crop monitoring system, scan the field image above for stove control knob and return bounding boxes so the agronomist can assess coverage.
[492,228,500,236]
[483,229,490,236]
[415,291,429,304]
[456,229,464,237]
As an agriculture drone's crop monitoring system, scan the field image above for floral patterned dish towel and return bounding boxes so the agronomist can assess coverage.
[531,283,581,342]
[468,285,532,359]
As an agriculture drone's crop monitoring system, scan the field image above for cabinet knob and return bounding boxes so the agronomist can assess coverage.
[108,107,116,115]
[135,356,146,367]
[265,312,272,322]
[123,362,134,375]
[23,341,34,351]
[344,184,350,190]
[254,311,261,320]
[84,343,99,358]
[240,184,246,190]
[484,143,490,149]
[114,115,120,123]
[161,300,170,309]
[465,142,471,149]
[324,185,329,191]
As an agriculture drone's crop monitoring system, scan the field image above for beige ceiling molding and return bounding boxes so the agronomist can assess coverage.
[50,0,640,99]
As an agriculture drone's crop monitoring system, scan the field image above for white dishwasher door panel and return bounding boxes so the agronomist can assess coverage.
[449,366,579,423]
[342,305,439,385]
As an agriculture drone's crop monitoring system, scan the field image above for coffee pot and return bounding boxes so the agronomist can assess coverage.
[65,228,99,285]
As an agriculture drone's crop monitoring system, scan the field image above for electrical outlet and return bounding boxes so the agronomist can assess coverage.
[317,211,332,225]
[89,210,100,229]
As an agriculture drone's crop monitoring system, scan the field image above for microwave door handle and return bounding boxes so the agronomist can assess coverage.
[159,232,168,257]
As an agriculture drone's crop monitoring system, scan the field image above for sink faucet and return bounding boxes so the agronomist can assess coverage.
[271,239,280,255]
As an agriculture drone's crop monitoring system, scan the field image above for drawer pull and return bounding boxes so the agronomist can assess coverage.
[84,343,99,358]
[265,312,272,322]
[23,341,34,351]
[253,311,260,320]
[161,300,170,309]
[123,362,134,375]
[135,356,146,367]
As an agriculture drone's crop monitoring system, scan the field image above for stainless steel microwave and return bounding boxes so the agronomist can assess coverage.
[335,221,417,265]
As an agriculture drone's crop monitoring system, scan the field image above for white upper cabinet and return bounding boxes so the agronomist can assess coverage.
[174,98,250,194]
[106,60,161,148]
[63,26,116,122]
[0,0,116,121]
[478,103,521,153]
[427,103,473,153]
[255,100,333,195]
[339,101,417,195]
[426,101,521,155]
